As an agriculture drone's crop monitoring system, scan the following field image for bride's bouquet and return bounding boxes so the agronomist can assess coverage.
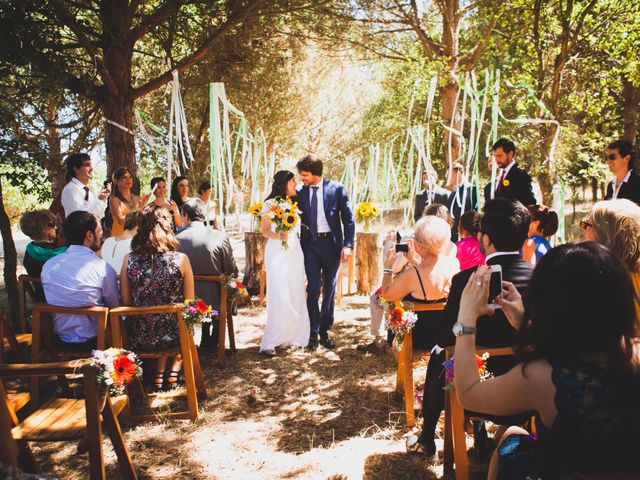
[263,196,301,250]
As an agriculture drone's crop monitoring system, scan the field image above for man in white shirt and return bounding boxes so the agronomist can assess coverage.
[61,153,111,218]
[41,210,119,349]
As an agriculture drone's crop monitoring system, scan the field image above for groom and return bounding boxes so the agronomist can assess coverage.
[297,154,355,350]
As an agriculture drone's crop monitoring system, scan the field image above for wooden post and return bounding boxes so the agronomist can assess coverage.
[347,249,355,295]
[355,232,380,294]
[243,232,266,295]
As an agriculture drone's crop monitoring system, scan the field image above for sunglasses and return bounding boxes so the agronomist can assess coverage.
[605,154,619,161]
[580,220,593,230]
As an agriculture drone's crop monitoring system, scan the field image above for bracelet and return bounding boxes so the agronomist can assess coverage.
[383,269,393,275]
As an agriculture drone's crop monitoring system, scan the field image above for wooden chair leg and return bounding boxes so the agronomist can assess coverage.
[179,321,199,421]
[30,311,42,409]
[395,349,405,394]
[189,336,207,399]
[451,391,470,480]
[402,331,415,428]
[443,390,454,474]
[347,249,355,295]
[102,399,137,480]
[259,270,266,306]
[216,311,226,366]
[226,311,236,354]
[84,375,106,480]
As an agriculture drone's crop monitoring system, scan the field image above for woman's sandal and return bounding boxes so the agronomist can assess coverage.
[154,372,165,392]
[166,370,181,389]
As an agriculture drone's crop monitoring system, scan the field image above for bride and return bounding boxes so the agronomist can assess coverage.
[259,170,310,355]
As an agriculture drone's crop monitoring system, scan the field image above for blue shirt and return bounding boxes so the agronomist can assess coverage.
[41,245,119,342]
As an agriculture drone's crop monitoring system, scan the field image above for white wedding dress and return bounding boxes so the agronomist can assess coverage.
[259,200,310,352]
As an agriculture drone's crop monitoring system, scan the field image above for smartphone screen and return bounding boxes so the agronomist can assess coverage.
[488,266,503,307]
[395,243,409,253]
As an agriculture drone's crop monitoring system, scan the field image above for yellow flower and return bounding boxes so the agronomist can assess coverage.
[248,203,262,218]
[370,205,380,216]
[283,213,298,228]
[502,179,510,187]
[358,203,371,217]
[276,208,285,219]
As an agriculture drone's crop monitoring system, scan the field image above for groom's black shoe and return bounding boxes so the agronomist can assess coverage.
[319,334,336,349]
[306,337,318,351]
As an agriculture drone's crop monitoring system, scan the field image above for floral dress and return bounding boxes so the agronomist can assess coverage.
[125,251,184,351]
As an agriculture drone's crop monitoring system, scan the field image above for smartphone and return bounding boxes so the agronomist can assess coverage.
[395,243,409,253]
[488,265,503,308]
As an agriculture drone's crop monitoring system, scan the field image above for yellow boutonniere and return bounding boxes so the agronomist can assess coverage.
[502,179,510,187]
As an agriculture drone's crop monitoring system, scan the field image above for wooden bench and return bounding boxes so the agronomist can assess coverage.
[0,360,137,479]
[109,304,206,422]
[395,301,446,427]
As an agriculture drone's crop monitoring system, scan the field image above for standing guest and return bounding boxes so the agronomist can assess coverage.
[447,162,479,242]
[150,176,183,228]
[170,176,190,218]
[582,199,640,323]
[61,153,111,218]
[120,206,194,391]
[456,244,640,479]
[490,138,536,207]
[483,154,501,204]
[197,180,220,229]
[98,209,141,274]
[41,211,119,350]
[604,139,640,205]
[522,204,558,265]
[407,198,533,460]
[456,211,485,271]
[414,170,450,223]
[108,167,150,237]
[19,210,67,301]
[177,198,238,350]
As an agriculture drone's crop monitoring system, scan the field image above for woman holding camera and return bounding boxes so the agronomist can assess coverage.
[380,216,460,351]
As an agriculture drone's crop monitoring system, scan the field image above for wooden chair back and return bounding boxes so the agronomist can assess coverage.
[193,274,235,365]
[1,309,32,363]
[396,301,446,427]
[30,304,110,407]
[108,304,206,421]
[443,346,515,480]
[18,275,41,334]
[0,359,137,480]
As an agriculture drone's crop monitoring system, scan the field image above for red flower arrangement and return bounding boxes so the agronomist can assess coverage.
[91,348,142,396]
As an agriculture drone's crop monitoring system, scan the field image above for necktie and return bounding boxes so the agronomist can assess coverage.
[310,186,318,241]
[83,186,90,201]
[496,170,506,193]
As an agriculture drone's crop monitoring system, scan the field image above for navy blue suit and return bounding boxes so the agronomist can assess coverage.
[297,179,355,338]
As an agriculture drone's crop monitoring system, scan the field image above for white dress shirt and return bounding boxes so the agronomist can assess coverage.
[41,245,119,342]
[610,169,632,199]
[310,179,331,233]
[61,177,106,218]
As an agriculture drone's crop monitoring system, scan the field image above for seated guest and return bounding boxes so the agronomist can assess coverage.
[521,204,558,265]
[408,198,533,460]
[582,199,640,321]
[41,211,119,349]
[120,205,194,391]
[456,243,640,479]
[177,198,238,350]
[456,211,485,271]
[423,203,457,258]
[380,216,460,351]
[98,209,141,274]
[197,181,220,229]
[150,176,182,228]
[19,210,67,301]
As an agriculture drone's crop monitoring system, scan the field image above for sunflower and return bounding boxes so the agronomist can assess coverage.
[370,205,380,216]
[276,208,285,218]
[283,213,298,228]
[358,203,371,217]
[248,203,262,218]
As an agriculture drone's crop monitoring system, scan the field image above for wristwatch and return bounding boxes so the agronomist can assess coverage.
[452,322,477,337]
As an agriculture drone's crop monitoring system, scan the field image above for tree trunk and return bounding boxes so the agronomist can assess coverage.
[355,232,380,294]
[591,178,598,202]
[101,95,136,179]
[243,232,266,295]
[622,79,640,143]
[440,0,461,168]
[0,177,20,327]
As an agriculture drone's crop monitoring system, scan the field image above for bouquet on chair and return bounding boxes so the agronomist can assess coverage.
[262,196,300,250]
[90,348,142,396]
[385,305,418,351]
[183,298,218,332]
[442,352,492,390]
[225,277,249,306]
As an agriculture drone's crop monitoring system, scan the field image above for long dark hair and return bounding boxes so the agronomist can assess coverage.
[111,167,135,205]
[131,205,179,254]
[170,176,188,211]
[264,170,295,202]
[515,242,640,397]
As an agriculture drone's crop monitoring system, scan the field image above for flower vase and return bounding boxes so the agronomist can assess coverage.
[363,218,371,233]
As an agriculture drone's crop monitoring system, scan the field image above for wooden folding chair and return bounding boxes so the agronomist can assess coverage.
[109,304,206,421]
[443,346,515,480]
[1,309,32,363]
[30,304,110,408]
[18,275,41,334]
[259,269,267,306]
[193,274,234,365]
[0,360,137,480]
[395,301,446,427]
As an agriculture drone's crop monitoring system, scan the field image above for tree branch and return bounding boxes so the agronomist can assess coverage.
[132,0,269,99]
[407,0,443,59]
[460,15,499,69]
[131,0,188,41]
[49,0,120,96]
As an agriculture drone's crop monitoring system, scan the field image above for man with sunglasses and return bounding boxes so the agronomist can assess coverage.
[604,139,640,205]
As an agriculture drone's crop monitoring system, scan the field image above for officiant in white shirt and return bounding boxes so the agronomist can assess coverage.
[61,153,111,218]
